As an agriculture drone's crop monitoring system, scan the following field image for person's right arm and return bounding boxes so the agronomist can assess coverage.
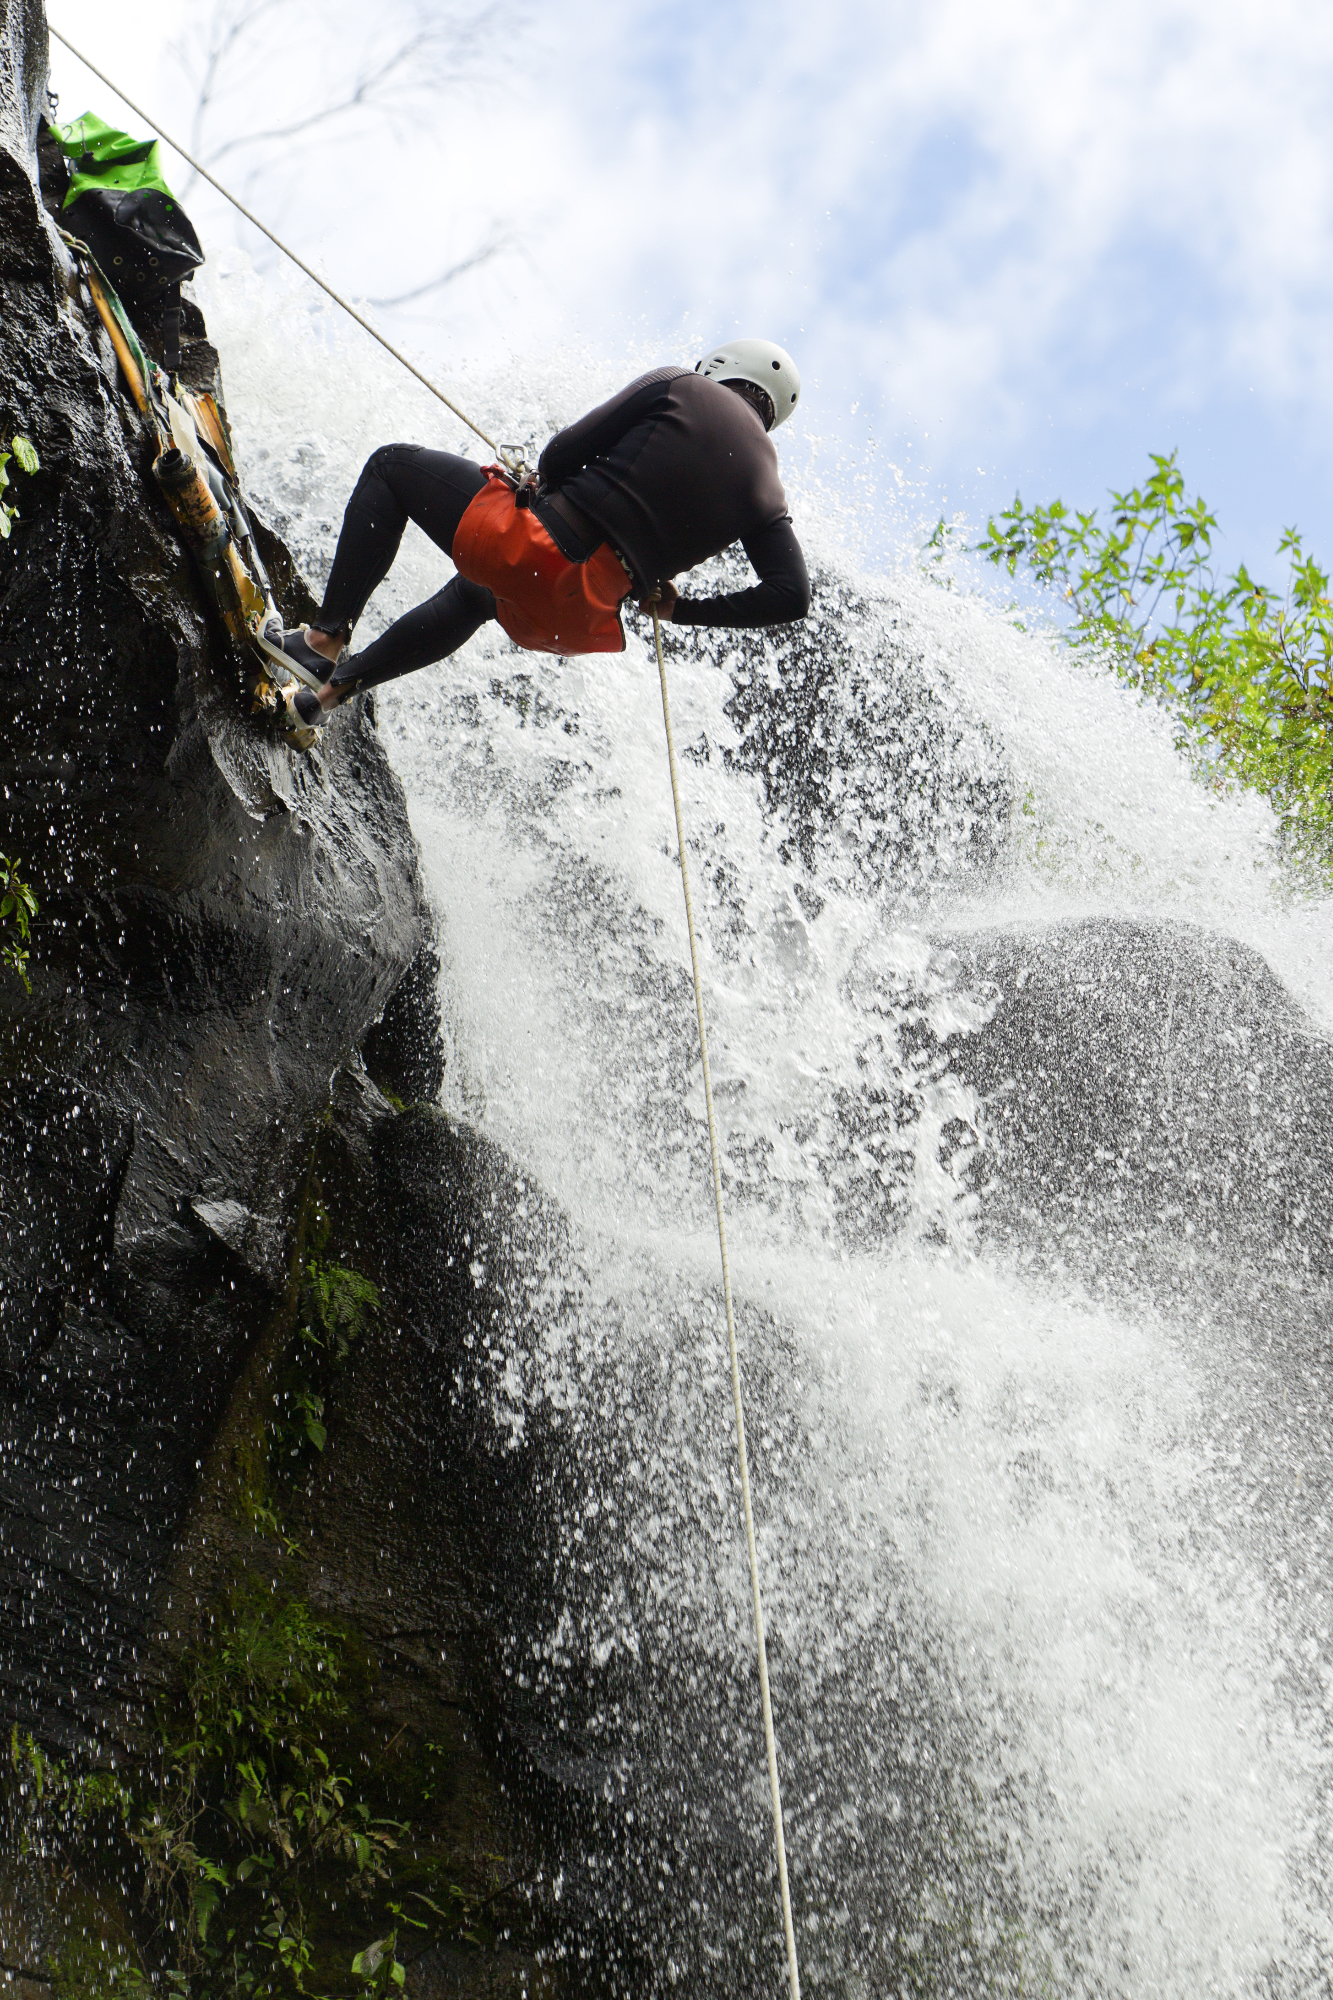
[538,369,684,486]
[650,520,812,629]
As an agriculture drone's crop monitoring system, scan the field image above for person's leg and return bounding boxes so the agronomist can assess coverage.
[289,574,498,725]
[331,576,497,692]
[304,445,489,651]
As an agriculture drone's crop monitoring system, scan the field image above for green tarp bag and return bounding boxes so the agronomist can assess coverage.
[50,112,204,365]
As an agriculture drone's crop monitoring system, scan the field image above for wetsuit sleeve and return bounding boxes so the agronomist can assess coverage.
[671,519,811,628]
[538,369,686,485]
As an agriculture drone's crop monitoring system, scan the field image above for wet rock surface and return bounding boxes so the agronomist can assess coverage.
[932,916,1333,1616]
[933,917,1333,1280]
[0,0,429,1739]
[337,1106,984,2000]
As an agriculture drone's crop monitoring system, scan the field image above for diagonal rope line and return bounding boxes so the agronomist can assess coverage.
[651,607,802,2000]
[47,26,510,462]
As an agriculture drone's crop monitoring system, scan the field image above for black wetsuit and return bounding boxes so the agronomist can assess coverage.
[314,368,810,693]
[536,367,809,625]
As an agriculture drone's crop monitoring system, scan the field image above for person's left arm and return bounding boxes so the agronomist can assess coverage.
[648,519,812,628]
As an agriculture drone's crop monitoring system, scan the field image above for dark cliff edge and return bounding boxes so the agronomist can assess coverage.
[0,0,432,1742]
[0,5,606,1990]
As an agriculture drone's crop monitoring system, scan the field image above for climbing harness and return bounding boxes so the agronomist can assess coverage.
[47,28,528,479]
[651,606,803,2000]
[48,31,803,1981]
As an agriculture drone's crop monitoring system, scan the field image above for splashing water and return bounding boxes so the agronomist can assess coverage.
[210,261,1333,1997]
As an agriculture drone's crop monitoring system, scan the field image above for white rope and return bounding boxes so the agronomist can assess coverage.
[651,607,802,2000]
[47,27,517,466]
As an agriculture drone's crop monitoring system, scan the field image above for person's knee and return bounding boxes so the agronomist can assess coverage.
[457,578,496,620]
[360,442,421,488]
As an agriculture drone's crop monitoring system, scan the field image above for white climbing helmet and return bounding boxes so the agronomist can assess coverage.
[696,337,801,430]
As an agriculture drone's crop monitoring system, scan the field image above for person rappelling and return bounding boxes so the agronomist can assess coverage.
[273,340,811,741]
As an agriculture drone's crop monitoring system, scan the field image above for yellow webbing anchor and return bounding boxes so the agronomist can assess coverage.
[84,263,149,416]
[651,606,803,2000]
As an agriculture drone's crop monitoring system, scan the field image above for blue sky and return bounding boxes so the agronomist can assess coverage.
[47,0,1333,594]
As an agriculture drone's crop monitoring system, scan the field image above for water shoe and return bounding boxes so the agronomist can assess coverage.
[281,626,340,681]
[276,683,323,750]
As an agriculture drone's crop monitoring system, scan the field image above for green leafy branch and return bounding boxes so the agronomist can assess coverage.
[351,1919,409,1994]
[8,1591,407,1995]
[0,851,38,991]
[9,1727,134,1855]
[9,1593,489,1998]
[237,1226,384,1538]
[976,452,1333,867]
[0,431,39,538]
[274,1231,381,1465]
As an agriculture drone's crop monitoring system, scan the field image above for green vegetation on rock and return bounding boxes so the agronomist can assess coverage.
[2,1218,521,1998]
[10,1583,412,1997]
[242,1213,382,1535]
[972,453,1333,872]
[0,429,38,539]
[0,849,37,991]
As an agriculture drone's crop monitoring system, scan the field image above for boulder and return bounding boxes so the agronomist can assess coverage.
[934,917,1333,1281]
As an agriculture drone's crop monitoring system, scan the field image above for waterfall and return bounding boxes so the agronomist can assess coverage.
[213,262,1333,1998]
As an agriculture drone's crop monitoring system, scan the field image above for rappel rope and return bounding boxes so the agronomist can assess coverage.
[48,27,522,472]
[50,29,803,1986]
[651,608,802,2000]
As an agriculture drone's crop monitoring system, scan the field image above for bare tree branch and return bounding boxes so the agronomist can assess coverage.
[166,0,526,305]
[173,0,303,190]
[368,236,510,307]
[173,0,516,176]
[202,29,442,163]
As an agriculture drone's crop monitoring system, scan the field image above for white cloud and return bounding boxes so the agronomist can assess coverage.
[526,0,1333,430]
[45,0,1333,554]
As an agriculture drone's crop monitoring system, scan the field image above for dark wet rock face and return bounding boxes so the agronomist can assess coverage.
[803,912,1333,1284]
[358,1110,998,2000]
[0,0,429,1738]
[934,919,1333,1278]
[180,907,1329,1998]
[848,917,1333,1283]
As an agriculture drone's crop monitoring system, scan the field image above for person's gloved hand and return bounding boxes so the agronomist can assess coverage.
[639,580,678,620]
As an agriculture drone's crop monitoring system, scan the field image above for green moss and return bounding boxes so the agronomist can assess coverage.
[212,1168,381,1543]
[3,1187,539,1999]
[7,1540,513,1996]
[260,1217,382,1504]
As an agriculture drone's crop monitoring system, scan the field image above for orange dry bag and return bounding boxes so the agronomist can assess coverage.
[451,472,631,656]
